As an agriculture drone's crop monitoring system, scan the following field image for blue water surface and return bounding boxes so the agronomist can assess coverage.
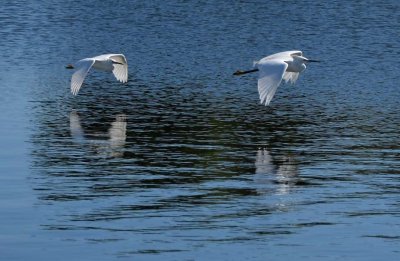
[1,1,399,260]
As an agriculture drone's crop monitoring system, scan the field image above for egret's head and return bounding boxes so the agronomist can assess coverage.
[66,64,74,69]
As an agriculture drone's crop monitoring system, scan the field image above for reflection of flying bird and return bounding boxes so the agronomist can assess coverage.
[66,54,128,95]
[69,110,85,141]
[234,51,319,105]
[255,148,274,174]
[69,111,127,157]
[254,148,299,195]
[276,157,297,179]
[109,114,127,149]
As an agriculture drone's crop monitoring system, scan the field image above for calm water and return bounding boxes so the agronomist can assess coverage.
[1,1,399,260]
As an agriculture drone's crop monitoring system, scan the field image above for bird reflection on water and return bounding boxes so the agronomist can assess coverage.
[69,110,127,157]
[254,148,299,195]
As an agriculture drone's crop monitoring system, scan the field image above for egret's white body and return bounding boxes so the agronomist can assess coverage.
[68,54,128,95]
[234,50,319,105]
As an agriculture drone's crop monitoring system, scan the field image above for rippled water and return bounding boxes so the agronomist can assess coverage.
[1,1,400,260]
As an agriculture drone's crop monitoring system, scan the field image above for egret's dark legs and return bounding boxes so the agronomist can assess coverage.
[233,68,259,76]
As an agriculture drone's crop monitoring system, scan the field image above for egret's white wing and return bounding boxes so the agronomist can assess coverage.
[71,59,95,95]
[270,50,302,84]
[283,72,299,84]
[264,50,302,61]
[290,51,303,57]
[110,54,128,83]
[257,60,288,105]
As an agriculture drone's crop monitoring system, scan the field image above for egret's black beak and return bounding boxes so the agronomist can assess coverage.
[66,64,74,69]
[307,59,321,63]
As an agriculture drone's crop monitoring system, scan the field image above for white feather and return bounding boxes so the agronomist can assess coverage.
[257,59,288,106]
[110,54,128,83]
[71,59,95,96]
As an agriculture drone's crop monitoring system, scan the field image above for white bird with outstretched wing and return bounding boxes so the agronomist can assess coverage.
[234,50,319,106]
[67,54,128,95]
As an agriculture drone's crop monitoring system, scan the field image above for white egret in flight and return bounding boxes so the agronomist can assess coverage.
[234,51,319,105]
[66,54,128,95]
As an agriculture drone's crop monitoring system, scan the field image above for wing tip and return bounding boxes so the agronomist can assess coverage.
[259,99,271,106]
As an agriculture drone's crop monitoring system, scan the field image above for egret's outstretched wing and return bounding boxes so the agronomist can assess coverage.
[283,72,299,84]
[264,50,302,61]
[71,59,95,95]
[257,60,288,105]
[110,54,128,83]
